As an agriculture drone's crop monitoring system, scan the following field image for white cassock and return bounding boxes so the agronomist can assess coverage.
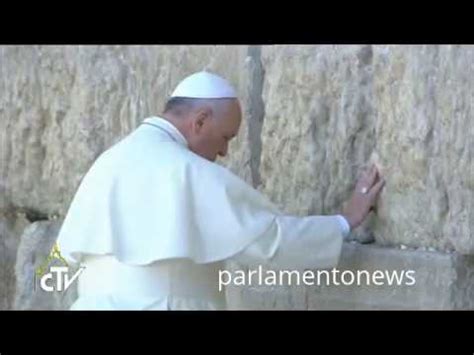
[57,116,350,310]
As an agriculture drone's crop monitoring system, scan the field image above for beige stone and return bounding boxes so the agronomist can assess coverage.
[0,45,252,215]
[371,45,473,254]
[226,243,474,310]
[307,243,474,310]
[14,220,78,310]
[0,212,30,309]
[259,45,473,253]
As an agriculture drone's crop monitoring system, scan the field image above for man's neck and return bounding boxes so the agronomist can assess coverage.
[160,113,190,144]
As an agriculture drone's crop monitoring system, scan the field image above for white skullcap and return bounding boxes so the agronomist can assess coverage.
[171,71,237,99]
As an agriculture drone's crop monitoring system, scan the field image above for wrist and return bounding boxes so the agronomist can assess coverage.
[341,212,359,230]
[336,215,351,238]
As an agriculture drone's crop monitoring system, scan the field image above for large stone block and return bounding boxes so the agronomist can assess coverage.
[0,45,253,216]
[225,261,307,310]
[14,219,77,310]
[0,211,30,310]
[371,45,473,254]
[259,45,473,254]
[307,243,474,310]
[226,242,474,310]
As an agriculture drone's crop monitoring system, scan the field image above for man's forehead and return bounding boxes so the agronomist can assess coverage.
[218,107,241,135]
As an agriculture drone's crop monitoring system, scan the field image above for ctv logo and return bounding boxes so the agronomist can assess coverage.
[34,242,85,292]
[37,266,85,292]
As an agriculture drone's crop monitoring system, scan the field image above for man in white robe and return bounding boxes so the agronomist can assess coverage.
[57,71,385,310]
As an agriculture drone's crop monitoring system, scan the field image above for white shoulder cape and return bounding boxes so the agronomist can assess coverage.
[57,117,281,265]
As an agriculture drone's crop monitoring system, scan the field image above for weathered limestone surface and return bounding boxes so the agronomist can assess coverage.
[13,220,78,310]
[226,242,474,310]
[0,45,253,215]
[0,212,30,310]
[260,45,473,254]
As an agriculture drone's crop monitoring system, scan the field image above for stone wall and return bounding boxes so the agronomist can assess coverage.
[1,45,472,309]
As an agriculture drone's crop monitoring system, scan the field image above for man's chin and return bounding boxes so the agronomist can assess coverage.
[202,155,216,162]
[193,150,215,162]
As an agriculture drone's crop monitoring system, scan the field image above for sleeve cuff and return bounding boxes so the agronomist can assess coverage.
[336,215,351,240]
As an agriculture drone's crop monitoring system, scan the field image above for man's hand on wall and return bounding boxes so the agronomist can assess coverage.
[342,164,385,230]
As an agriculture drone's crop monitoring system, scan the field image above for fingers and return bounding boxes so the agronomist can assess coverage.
[369,177,385,199]
[367,164,378,187]
[359,164,378,189]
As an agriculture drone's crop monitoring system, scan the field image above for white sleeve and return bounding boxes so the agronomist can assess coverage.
[335,215,351,239]
[230,215,347,270]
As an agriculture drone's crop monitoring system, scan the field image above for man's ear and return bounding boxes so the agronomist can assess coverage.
[192,106,213,134]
